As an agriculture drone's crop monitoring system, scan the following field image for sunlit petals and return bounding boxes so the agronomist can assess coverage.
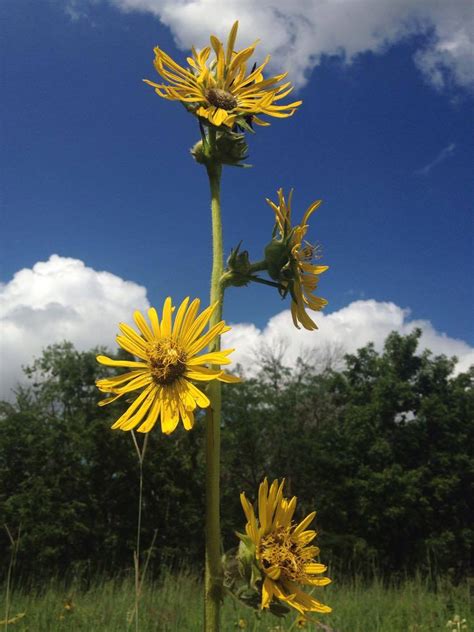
[98,392,122,407]
[96,369,148,390]
[181,301,217,345]
[144,22,301,128]
[184,367,223,381]
[111,372,153,394]
[261,576,274,609]
[184,380,210,408]
[239,479,331,617]
[115,335,149,360]
[187,349,233,366]
[118,322,149,351]
[303,562,326,575]
[96,355,148,369]
[133,310,154,341]
[217,371,241,383]
[110,384,154,430]
[95,297,237,434]
[187,320,230,356]
[171,296,190,338]
[293,512,316,536]
[137,397,161,433]
[285,583,332,614]
[266,189,328,330]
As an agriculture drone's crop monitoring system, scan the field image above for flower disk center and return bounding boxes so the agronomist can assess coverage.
[205,88,238,111]
[260,527,306,582]
[148,338,187,385]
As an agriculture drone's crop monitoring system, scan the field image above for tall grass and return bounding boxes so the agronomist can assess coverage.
[2,570,472,631]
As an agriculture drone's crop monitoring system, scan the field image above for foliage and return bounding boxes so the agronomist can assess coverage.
[1,331,473,581]
[1,572,472,631]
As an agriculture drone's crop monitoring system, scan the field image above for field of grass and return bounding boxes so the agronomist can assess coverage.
[2,570,472,631]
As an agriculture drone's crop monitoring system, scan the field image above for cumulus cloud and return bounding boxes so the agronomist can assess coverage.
[95,0,474,91]
[0,255,149,400]
[1,256,472,400]
[223,300,474,376]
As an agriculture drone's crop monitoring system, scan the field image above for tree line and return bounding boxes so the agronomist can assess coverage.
[1,330,472,583]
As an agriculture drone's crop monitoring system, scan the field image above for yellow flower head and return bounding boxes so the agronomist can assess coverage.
[143,21,302,129]
[239,478,331,618]
[96,297,239,434]
[266,189,328,331]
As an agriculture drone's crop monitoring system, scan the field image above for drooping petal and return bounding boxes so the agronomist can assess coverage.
[261,576,275,609]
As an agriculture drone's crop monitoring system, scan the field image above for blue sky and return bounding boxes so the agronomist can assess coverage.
[1,0,473,395]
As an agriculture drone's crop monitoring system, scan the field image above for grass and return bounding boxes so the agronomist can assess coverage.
[1,570,472,631]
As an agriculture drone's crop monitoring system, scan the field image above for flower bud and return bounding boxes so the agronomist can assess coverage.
[264,240,291,282]
[190,131,250,167]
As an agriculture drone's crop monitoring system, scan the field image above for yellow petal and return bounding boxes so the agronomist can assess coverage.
[171,296,190,338]
[113,373,153,394]
[116,335,150,360]
[209,107,230,127]
[301,200,322,225]
[120,389,156,431]
[187,321,229,356]
[225,21,239,65]
[265,565,281,580]
[184,367,222,381]
[186,350,233,366]
[303,562,326,575]
[136,396,161,433]
[147,307,161,337]
[160,389,180,434]
[184,380,210,408]
[180,405,195,431]
[240,492,255,524]
[96,355,148,369]
[181,302,217,346]
[133,311,154,342]
[217,372,241,383]
[98,392,123,407]
[160,297,173,337]
[118,322,148,351]
[111,384,155,430]
[178,298,201,341]
[261,576,275,609]
[96,369,147,389]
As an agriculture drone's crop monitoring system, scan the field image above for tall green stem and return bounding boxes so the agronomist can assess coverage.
[204,132,224,632]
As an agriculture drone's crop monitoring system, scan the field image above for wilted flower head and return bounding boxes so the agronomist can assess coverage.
[235,478,331,619]
[265,189,328,330]
[96,297,238,434]
[144,21,302,129]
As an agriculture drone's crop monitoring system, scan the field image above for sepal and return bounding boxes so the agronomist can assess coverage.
[191,127,251,167]
[225,243,252,286]
[223,542,291,619]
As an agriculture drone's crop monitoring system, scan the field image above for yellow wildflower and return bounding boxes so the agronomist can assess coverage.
[144,21,301,129]
[266,189,328,330]
[96,297,238,434]
[239,478,331,617]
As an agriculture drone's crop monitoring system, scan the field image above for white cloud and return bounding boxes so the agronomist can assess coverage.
[223,300,474,376]
[95,0,474,92]
[416,142,456,176]
[0,255,149,400]
[1,257,472,401]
